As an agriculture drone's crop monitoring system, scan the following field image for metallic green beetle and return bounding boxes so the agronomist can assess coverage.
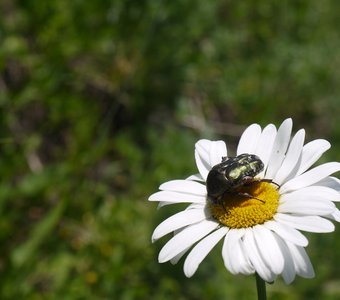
[206,153,270,203]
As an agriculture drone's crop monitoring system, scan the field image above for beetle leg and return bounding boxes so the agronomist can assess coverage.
[258,179,280,188]
[209,195,229,212]
[220,201,228,212]
[245,178,280,189]
[216,196,229,212]
[236,192,265,203]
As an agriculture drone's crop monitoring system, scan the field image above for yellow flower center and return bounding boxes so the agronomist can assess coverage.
[208,181,280,229]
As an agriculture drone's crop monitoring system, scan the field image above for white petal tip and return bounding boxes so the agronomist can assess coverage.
[183,268,195,278]
[285,118,293,124]
[158,256,167,264]
[148,193,158,201]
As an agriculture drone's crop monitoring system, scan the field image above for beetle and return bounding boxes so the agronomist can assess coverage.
[206,153,274,204]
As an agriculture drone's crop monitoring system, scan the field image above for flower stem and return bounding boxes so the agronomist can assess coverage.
[255,273,267,300]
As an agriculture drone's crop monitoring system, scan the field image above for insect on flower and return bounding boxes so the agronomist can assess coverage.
[149,119,340,283]
[206,153,278,204]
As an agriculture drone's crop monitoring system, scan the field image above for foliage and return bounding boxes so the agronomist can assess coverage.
[0,0,340,299]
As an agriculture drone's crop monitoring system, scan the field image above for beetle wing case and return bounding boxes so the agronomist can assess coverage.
[206,168,230,201]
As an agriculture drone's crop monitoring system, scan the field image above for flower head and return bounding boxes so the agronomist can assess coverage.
[148,119,340,284]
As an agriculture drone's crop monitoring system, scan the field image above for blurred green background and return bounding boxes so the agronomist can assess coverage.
[0,0,340,299]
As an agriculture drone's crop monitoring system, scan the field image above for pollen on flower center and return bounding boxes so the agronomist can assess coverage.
[208,181,280,229]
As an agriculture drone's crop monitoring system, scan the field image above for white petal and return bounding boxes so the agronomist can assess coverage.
[253,225,284,274]
[265,118,293,179]
[314,176,340,192]
[170,247,190,265]
[273,129,305,185]
[209,141,228,167]
[273,234,296,284]
[185,202,206,209]
[274,213,335,233]
[222,229,241,274]
[160,180,207,196]
[152,208,208,242]
[222,228,254,275]
[157,201,206,209]
[237,124,262,155]
[254,124,277,176]
[264,220,308,246]
[195,139,227,180]
[169,229,190,264]
[195,139,211,163]
[184,227,228,277]
[195,139,213,180]
[158,220,219,263]
[280,185,340,202]
[238,237,256,274]
[296,139,331,176]
[157,202,172,209]
[185,203,206,210]
[278,198,335,216]
[149,191,206,204]
[285,242,315,278]
[243,229,276,282]
[328,209,340,222]
[280,162,340,194]
[186,173,204,182]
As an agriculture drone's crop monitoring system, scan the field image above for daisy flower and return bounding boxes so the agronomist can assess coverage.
[148,118,340,284]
